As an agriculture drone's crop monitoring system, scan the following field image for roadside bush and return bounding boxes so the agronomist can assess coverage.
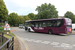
[0,23,5,27]
[15,24,18,27]
[0,23,5,25]
[0,27,4,31]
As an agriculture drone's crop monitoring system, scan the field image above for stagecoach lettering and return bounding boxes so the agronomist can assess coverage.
[34,27,38,29]
[34,27,44,30]
[39,27,43,30]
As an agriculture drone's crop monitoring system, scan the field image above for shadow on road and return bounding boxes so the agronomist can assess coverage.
[27,31,68,36]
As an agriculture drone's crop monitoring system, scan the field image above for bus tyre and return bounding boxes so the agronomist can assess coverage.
[25,28,27,30]
[74,29,75,31]
[48,30,52,34]
[28,28,30,32]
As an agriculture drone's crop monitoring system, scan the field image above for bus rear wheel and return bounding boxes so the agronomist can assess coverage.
[48,30,52,34]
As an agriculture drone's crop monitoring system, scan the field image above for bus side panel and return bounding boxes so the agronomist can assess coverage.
[31,26,66,34]
[31,27,36,32]
[31,27,59,34]
[58,26,66,34]
[31,27,42,32]
[41,27,58,34]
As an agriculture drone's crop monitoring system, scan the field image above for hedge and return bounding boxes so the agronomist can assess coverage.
[0,23,5,26]
[0,27,4,31]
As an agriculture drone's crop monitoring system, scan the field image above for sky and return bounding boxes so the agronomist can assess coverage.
[4,0,75,16]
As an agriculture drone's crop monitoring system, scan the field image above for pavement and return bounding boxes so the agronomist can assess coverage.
[10,30,19,32]
[17,36,27,50]
[72,31,75,35]
[10,28,27,50]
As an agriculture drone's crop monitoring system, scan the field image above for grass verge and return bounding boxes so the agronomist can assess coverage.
[4,30,16,39]
[0,30,21,50]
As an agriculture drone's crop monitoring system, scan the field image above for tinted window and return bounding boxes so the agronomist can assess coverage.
[57,21,61,26]
[52,20,57,27]
[42,22,47,27]
[47,22,51,27]
[46,19,64,27]
[57,19,64,27]
[35,22,39,27]
[46,20,57,27]
[39,22,43,27]
[27,19,64,27]
[30,22,35,27]
[25,22,29,27]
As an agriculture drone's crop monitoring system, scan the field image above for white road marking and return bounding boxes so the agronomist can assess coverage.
[50,42,59,45]
[41,41,50,44]
[33,40,42,43]
[73,45,75,46]
[24,38,29,40]
[60,43,73,49]
[61,44,69,47]
[61,43,70,46]
[24,38,35,42]
[21,37,74,49]
[61,43,70,47]
[53,46,60,47]
[24,38,42,43]
[27,39,33,42]
[30,39,35,41]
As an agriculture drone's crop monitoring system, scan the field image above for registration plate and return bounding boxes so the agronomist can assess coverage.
[68,32,70,34]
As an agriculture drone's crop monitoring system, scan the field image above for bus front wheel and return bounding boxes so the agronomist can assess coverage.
[48,30,52,34]
[28,28,30,32]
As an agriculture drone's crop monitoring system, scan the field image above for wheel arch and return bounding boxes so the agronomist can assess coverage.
[48,29,53,34]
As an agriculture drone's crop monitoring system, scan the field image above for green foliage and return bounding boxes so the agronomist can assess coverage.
[4,31,16,39]
[35,3,58,19]
[7,13,19,26]
[18,16,24,24]
[0,23,4,26]
[0,27,4,31]
[64,11,75,23]
[7,13,25,26]
[23,15,31,21]
[0,0,8,20]
[28,13,35,20]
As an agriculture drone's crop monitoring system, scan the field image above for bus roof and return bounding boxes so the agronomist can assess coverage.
[25,18,70,22]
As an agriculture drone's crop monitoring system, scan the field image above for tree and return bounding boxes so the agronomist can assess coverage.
[35,3,58,19]
[64,11,75,23]
[28,13,35,20]
[7,13,19,26]
[23,15,31,21]
[18,16,24,24]
[0,0,8,21]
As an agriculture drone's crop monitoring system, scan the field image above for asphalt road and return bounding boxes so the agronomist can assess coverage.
[11,27,75,50]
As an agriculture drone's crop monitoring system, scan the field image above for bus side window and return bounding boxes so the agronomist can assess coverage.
[52,20,57,27]
[57,19,63,27]
[29,23,31,27]
[35,22,39,27]
[53,22,57,27]
[57,21,61,27]
[39,22,42,27]
[47,22,51,27]
[31,22,35,27]
[42,22,47,27]
[25,22,29,27]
